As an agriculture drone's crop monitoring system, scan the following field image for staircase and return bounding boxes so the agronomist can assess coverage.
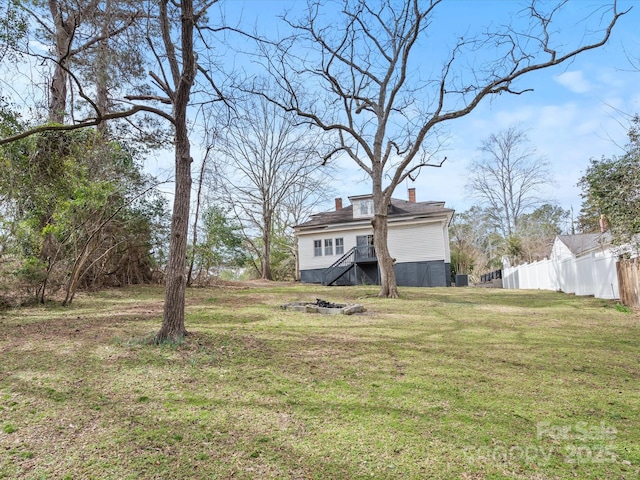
[322,246,377,286]
[322,247,357,286]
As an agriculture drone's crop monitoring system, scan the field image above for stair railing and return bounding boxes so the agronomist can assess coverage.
[323,247,357,285]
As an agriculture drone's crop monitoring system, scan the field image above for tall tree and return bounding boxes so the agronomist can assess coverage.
[132,0,241,342]
[219,94,332,280]
[578,115,640,251]
[259,0,626,297]
[144,0,198,342]
[468,125,551,238]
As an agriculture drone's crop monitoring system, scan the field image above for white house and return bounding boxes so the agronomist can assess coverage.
[552,232,613,261]
[294,189,454,287]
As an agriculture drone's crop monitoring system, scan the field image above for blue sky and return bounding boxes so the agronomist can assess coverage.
[216,0,640,219]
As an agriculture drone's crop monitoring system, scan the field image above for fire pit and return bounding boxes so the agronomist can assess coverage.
[280,298,365,315]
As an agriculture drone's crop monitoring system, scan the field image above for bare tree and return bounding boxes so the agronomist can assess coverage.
[187,146,212,288]
[468,125,551,238]
[187,140,226,287]
[219,94,333,280]
[258,0,627,297]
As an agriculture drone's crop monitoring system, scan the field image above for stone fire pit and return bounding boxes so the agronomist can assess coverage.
[280,298,365,315]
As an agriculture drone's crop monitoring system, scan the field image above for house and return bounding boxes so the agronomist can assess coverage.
[552,232,613,261]
[293,188,454,287]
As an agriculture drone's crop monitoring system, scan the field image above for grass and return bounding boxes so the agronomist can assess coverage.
[0,283,638,479]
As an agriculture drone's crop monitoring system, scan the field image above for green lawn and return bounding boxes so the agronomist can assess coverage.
[0,284,638,479]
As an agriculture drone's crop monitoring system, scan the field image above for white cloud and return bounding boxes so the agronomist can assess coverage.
[535,103,579,130]
[27,40,49,53]
[554,71,592,94]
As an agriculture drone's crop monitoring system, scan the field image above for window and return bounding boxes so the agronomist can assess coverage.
[359,199,373,215]
[324,238,333,256]
[314,240,322,256]
[354,198,374,218]
[335,238,344,255]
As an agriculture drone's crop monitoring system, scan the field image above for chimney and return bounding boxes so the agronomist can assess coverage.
[335,197,343,211]
[408,188,416,203]
[599,214,608,233]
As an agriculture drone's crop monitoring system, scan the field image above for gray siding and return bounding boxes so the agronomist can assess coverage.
[300,268,325,284]
[300,260,450,287]
[394,261,448,287]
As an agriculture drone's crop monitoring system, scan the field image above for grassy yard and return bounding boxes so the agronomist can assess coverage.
[0,283,638,479]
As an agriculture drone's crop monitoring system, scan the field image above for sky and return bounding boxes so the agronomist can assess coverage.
[212,0,640,221]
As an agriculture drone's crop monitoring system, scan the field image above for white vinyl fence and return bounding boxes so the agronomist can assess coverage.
[502,252,619,300]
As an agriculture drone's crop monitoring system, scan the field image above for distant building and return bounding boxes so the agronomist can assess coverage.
[552,232,613,261]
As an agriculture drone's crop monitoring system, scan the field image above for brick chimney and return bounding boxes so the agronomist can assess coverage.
[599,214,608,233]
[408,188,416,203]
[335,197,343,211]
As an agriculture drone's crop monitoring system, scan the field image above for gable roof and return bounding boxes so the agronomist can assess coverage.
[556,232,612,256]
[294,198,454,230]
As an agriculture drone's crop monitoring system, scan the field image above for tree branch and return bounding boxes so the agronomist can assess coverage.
[0,105,174,145]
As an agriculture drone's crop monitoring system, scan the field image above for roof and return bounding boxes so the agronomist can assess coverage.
[294,198,454,230]
[556,232,612,256]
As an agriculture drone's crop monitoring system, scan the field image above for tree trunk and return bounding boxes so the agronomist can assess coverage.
[156,132,191,342]
[187,156,207,287]
[261,210,272,280]
[62,235,98,306]
[372,148,399,298]
[262,228,272,280]
[155,0,195,343]
[372,211,398,298]
[95,6,110,137]
[48,0,71,123]
[294,238,300,282]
